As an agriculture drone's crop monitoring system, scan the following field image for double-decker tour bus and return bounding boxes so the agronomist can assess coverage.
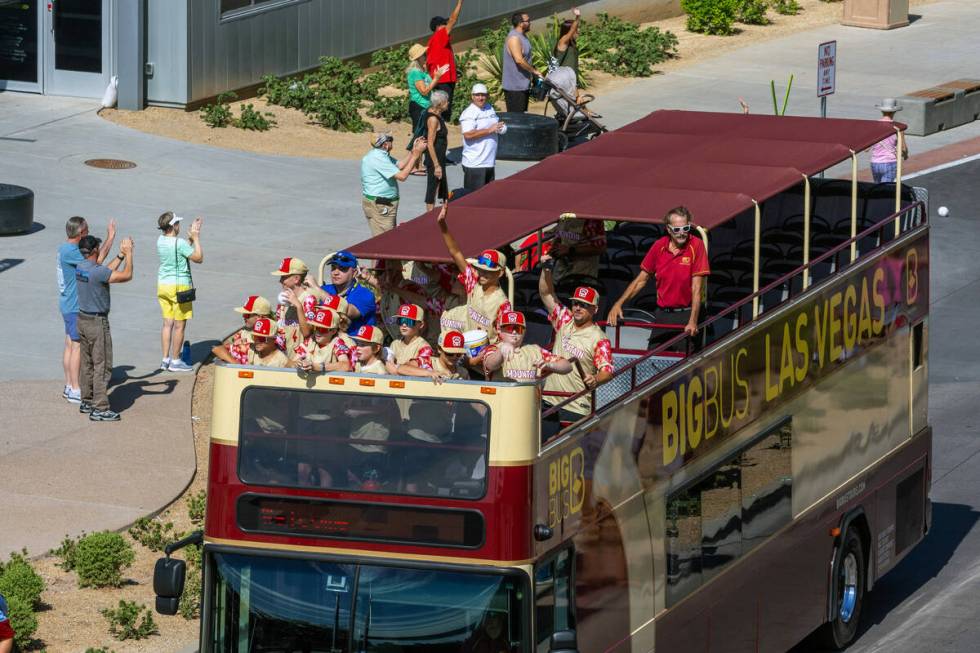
[154,110,930,653]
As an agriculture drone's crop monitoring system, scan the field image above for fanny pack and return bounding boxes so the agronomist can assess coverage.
[174,240,196,303]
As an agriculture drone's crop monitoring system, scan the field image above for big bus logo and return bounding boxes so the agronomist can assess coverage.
[548,447,586,528]
[906,248,919,305]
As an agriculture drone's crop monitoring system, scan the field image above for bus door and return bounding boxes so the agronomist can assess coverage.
[534,548,575,653]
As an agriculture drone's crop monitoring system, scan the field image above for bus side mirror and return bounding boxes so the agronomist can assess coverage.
[153,557,186,615]
[550,629,579,653]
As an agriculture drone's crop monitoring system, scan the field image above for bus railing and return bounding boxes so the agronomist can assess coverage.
[540,201,927,429]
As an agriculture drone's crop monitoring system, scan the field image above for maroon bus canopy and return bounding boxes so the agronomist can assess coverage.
[348,110,903,263]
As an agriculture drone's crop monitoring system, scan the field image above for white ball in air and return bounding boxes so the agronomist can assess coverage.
[937,206,949,217]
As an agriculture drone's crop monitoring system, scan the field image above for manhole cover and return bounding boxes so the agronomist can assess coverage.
[84,158,136,170]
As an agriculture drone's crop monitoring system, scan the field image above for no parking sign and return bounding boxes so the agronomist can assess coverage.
[818,40,837,97]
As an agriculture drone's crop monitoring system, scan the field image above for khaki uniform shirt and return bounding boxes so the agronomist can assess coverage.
[543,305,614,415]
[390,335,434,369]
[485,344,558,382]
[553,217,606,281]
[432,357,465,379]
[275,289,321,359]
[245,347,290,368]
[459,265,511,342]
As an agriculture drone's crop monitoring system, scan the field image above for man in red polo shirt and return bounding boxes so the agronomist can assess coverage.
[427,0,464,121]
[607,206,710,348]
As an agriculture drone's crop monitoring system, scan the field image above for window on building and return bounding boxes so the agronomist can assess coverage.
[220,0,292,17]
[665,420,793,606]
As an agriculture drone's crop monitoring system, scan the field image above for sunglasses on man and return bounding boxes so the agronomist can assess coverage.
[667,224,692,235]
[571,300,592,310]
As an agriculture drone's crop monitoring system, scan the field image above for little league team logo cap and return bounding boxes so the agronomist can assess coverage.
[572,286,599,307]
[499,311,526,329]
[394,303,424,321]
[439,330,467,353]
[251,317,276,338]
[467,249,507,272]
[310,307,338,329]
[352,325,384,345]
[321,293,350,315]
[271,257,309,276]
[234,295,274,316]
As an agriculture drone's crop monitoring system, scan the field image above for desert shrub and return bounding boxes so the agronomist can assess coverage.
[0,550,45,608]
[578,13,678,77]
[178,566,202,620]
[362,43,411,95]
[5,594,37,650]
[681,0,741,35]
[128,517,177,553]
[235,103,276,131]
[200,92,235,128]
[85,648,116,653]
[366,94,408,124]
[260,57,370,132]
[739,0,771,24]
[51,533,80,571]
[772,0,802,14]
[73,531,135,588]
[187,490,207,527]
[101,600,158,641]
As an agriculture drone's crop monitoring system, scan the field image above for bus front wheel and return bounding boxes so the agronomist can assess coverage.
[820,527,866,649]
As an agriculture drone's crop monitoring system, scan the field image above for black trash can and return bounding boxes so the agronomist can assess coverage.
[496,112,559,161]
[0,184,34,235]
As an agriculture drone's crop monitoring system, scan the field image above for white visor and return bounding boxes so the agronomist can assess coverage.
[169,214,184,226]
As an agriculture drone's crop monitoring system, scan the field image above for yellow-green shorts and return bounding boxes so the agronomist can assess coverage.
[157,284,194,320]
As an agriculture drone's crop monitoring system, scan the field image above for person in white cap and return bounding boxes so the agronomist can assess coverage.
[459,82,507,192]
[361,132,428,236]
[156,211,203,372]
[871,98,909,183]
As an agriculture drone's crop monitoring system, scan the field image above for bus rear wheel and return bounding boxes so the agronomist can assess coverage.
[820,527,866,649]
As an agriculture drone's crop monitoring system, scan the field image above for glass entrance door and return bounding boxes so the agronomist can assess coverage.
[44,0,109,97]
[0,0,42,92]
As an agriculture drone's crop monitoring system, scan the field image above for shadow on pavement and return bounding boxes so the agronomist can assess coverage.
[108,366,178,412]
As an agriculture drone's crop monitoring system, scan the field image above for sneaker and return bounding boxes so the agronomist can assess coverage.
[79,401,94,414]
[168,360,194,373]
[62,385,70,399]
[160,358,171,370]
[89,409,121,422]
[65,387,81,404]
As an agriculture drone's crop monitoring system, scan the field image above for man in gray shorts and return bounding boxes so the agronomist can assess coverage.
[75,234,134,421]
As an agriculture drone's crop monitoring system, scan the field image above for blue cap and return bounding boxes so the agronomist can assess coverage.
[329,250,358,269]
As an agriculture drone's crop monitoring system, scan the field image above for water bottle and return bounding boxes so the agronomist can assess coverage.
[180,340,192,365]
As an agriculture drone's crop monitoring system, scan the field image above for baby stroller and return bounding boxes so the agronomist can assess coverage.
[541,66,607,151]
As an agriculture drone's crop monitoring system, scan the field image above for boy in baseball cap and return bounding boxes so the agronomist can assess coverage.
[293,306,354,373]
[351,325,388,375]
[483,311,573,382]
[385,304,434,375]
[245,317,291,368]
[212,295,275,365]
[272,257,324,359]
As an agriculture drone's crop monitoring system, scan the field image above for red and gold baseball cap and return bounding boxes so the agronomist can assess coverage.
[571,286,600,307]
[498,311,526,329]
[251,317,276,339]
[351,325,384,346]
[467,249,507,272]
[234,295,274,316]
[309,307,338,330]
[271,257,309,276]
[321,293,350,316]
[394,303,424,322]
[439,330,467,354]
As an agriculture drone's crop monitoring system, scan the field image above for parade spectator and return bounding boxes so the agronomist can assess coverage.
[407,44,449,175]
[0,592,14,653]
[427,0,464,120]
[244,317,292,367]
[424,90,451,211]
[871,98,909,183]
[272,257,323,359]
[538,263,614,434]
[211,295,274,365]
[58,216,114,404]
[550,214,606,284]
[483,311,572,381]
[321,250,377,333]
[459,83,506,192]
[293,306,354,373]
[76,234,134,422]
[437,204,512,348]
[502,11,542,113]
[552,8,581,78]
[351,325,388,374]
[386,304,435,374]
[361,132,428,236]
[607,206,710,347]
[156,212,203,372]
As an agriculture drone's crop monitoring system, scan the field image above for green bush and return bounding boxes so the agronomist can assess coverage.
[260,57,371,132]
[739,0,771,24]
[73,531,135,588]
[578,13,678,77]
[236,103,276,131]
[681,0,741,35]
[101,600,158,641]
[5,593,38,650]
[187,490,207,527]
[200,92,236,128]
[178,564,202,620]
[0,550,45,608]
[128,517,177,552]
[772,0,802,15]
[451,50,484,123]
[51,533,80,571]
[85,648,116,653]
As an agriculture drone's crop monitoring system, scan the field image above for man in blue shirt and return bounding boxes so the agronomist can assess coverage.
[360,132,427,236]
[0,591,16,652]
[57,216,115,404]
[321,251,377,334]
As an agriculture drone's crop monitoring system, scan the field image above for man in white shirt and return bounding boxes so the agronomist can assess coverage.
[459,83,507,193]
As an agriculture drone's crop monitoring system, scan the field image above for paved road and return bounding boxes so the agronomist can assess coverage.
[796,159,980,651]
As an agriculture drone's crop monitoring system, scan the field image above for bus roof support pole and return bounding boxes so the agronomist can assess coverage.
[850,150,858,263]
[895,127,904,238]
[802,176,811,290]
[752,200,761,319]
[505,267,515,306]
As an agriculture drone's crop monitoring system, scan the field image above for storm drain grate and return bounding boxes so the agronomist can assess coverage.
[84,159,137,170]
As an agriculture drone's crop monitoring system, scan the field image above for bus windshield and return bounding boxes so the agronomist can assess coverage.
[239,387,490,499]
[207,552,527,653]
